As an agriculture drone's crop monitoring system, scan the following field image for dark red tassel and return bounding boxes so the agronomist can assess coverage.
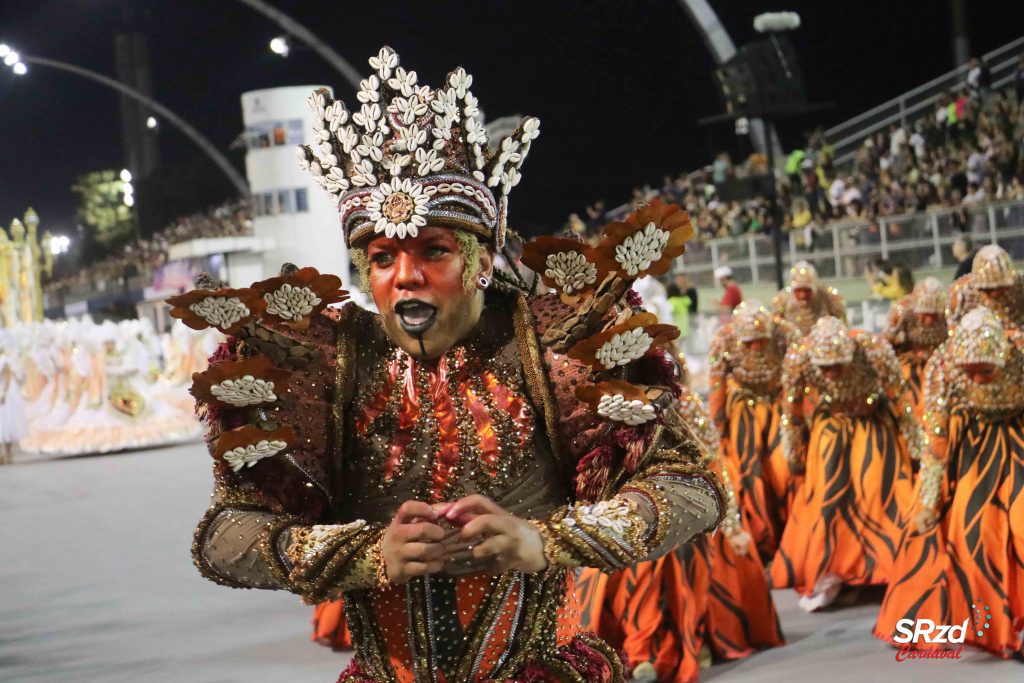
[575,445,613,501]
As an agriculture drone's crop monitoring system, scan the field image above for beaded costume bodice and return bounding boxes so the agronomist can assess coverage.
[340,299,568,525]
[950,346,1024,421]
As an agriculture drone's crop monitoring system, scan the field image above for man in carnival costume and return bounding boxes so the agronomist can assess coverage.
[771,260,847,336]
[876,307,1024,658]
[769,316,923,611]
[881,277,948,424]
[948,244,1024,330]
[708,300,800,563]
[170,47,722,683]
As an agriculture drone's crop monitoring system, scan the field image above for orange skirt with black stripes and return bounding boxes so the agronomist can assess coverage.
[578,536,782,682]
[875,412,1024,658]
[722,388,793,563]
[313,599,353,650]
[897,353,928,424]
[770,408,915,594]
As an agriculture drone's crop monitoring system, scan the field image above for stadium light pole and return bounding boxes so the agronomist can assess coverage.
[677,0,780,160]
[0,46,249,196]
[232,0,362,89]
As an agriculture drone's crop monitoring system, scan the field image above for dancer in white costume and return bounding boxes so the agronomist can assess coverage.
[18,317,204,455]
[0,330,28,464]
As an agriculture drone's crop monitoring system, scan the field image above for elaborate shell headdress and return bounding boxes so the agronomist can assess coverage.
[953,307,1008,366]
[297,46,540,249]
[733,299,773,341]
[910,276,947,314]
[808,315,854,366]
[971,245,1015,289]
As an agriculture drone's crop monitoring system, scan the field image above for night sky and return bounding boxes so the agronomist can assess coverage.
[0,0,1018,240]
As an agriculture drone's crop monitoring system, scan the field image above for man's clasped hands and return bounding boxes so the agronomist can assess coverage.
[381,495,548,584]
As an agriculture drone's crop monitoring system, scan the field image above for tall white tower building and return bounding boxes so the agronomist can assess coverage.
[240,86,350,285]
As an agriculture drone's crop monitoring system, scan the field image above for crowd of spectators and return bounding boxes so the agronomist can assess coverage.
[44,199,251,298]
[569,56,1024,247]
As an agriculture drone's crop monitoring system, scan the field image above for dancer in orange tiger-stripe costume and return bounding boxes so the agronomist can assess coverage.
[882,277,948,426]
[875,307,1024,658]
[770,316,924,611]
[771,261,847,336]
[708,300,799,563]
[578,362,783,683]
[948,244,1024,331]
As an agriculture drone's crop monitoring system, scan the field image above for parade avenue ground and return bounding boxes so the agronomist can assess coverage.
[1,443,1019,682]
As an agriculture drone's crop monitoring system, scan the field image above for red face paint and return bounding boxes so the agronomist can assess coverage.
[961,362,998,385]
[819,363,843,381]
[743,338,769,351]
[367,226,486,359]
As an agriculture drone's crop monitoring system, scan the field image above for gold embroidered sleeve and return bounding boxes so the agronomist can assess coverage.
[193,478,300,590]
[947,276,972,328]
[825,287,848,324]
[622,430,724,560]
[536,415,724,572]
[708,458,743,537]
[864,333,926,461]
[677,389,721,460]
[770,291,787,318]
[284,522,387,604]
[193,467,384,599]
[883,301,909,348]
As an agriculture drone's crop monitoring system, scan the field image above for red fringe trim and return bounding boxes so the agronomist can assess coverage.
[633,346,682,397]
[615,422,656,473]
[575,445,613,500]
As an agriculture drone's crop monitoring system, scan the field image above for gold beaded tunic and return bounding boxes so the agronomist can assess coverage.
[186,287,723,683]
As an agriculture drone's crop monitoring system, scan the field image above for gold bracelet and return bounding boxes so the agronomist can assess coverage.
[530,519,567,570]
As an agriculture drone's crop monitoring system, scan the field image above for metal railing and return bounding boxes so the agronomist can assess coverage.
[825,36,1024,166]
[677,198,1024,289]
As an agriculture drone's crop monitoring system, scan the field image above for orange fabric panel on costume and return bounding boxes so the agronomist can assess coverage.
[705,528,785,660]
[313,599,353,650]
[897,353,929,425]
[722,382,791,562]
[578,546,711,683]
[771,410,915,594]
[877,413,1024,658]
